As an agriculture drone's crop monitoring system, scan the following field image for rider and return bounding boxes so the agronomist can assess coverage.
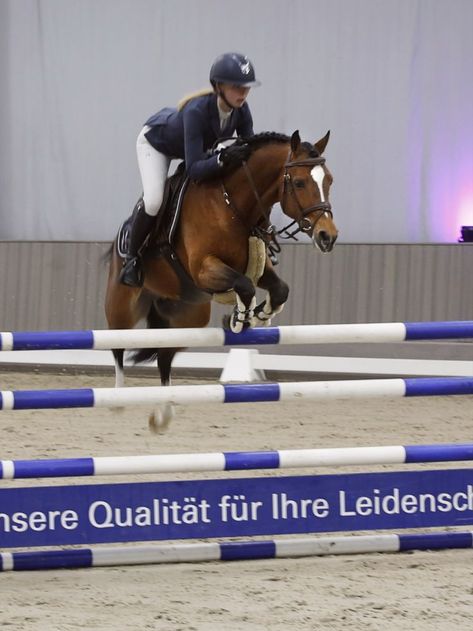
[119,52,261,287]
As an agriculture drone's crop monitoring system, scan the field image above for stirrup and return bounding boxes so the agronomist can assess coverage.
[119,257,143,287]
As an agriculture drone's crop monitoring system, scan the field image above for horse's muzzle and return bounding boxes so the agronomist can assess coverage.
[313,230,338,253]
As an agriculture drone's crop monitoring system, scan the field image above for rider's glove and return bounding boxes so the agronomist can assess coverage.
[218,144,250,169]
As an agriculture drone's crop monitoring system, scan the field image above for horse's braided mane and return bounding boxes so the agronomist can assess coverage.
[237,131,290,148]
[236,131,319,157]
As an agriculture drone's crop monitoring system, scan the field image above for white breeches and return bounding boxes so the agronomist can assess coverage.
[136,125,171,217]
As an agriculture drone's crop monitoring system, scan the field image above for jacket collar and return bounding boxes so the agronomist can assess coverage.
[210,94,234,139]
[221,110,235,135]
[209,95,222,138]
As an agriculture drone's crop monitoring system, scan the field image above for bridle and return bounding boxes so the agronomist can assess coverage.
[280,152,333,238]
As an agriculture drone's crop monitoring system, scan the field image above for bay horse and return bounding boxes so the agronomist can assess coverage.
[105,130,338,431]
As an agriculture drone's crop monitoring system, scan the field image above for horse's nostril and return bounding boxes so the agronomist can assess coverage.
[316,231,335,253]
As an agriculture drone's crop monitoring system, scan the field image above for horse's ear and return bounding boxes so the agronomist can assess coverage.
[290,130,301,154]
[314,130,330,155]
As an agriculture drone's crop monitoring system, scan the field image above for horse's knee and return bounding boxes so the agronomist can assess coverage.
[270,279,289,308]
[233,275,255,307]
[277,280,289,302]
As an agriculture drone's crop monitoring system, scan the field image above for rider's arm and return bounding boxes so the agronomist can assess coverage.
[183,106,222,182]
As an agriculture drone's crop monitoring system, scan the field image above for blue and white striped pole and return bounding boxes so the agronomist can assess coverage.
[2,442,473,479]
[1,531,472,571]
[1,321,472,351]
[0,377,472,411]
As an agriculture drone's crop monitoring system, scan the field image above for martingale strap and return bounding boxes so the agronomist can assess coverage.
[221,162,275,240]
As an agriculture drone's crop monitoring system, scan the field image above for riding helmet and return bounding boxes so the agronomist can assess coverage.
[209,52,261,87]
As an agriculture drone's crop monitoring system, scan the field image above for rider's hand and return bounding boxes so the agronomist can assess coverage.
[218,144,249,169]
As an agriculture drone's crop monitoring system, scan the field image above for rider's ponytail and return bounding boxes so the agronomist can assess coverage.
[177,87,214,111]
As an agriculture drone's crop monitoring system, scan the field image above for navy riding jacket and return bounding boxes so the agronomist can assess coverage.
[144,93,254,181]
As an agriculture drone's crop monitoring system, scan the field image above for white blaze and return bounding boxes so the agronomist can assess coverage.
[311,166,326,202]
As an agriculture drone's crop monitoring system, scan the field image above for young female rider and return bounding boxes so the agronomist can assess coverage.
[120,52,261,287]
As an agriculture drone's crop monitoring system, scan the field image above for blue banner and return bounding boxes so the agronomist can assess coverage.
[1,469,473,548]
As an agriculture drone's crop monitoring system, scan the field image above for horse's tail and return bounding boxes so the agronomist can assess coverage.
[130,300,170,365]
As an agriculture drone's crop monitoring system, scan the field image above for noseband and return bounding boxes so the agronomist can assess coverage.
[282,154,333,235]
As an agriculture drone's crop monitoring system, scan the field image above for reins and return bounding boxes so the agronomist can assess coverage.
[221,165,273,237]
[220,148,333,244]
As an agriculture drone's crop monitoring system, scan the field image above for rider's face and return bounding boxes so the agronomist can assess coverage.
[219,83,251,109]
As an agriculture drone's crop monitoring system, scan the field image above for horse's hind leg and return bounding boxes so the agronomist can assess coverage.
[112,349,125,388]
[109,349,126,414]
[251,259,289,327]
[105,244,151,388]
[147,300,211,433]
[148,348,178,433]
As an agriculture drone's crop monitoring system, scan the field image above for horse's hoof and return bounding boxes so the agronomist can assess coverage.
[148,414,161,434]
[230,320,244,334]
[230,312,253,334]
[148,403,175,434]
[252,315,272,328]
[225,308,254,334]
[230,318,252,334]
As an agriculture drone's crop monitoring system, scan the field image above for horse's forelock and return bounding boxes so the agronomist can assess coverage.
[301,141,320,158]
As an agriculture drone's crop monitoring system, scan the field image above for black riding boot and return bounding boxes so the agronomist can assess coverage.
[119,203,155,287]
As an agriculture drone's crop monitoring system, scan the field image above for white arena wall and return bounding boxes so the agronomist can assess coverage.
[1,0,472,245]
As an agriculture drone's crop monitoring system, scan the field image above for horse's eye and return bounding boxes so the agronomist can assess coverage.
[294,179,305,188]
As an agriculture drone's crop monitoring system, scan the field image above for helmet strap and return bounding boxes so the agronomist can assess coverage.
[216,84,234,111]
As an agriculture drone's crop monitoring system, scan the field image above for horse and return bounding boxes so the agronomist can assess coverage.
[105,130,338,431]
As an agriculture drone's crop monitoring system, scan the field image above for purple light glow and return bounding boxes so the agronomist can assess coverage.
[425,154,473,243]
[406,10,473,245]
[457,196,473,236]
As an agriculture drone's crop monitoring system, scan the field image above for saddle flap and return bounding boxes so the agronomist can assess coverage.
[116,163,189,259]
[152,162,190,245]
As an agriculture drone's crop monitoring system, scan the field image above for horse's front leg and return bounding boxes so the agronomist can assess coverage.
[251,258,289,327]
[198,255,256,333]
[227,275,257,333]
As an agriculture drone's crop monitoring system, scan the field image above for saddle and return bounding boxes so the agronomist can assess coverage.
[116,162,189,259]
